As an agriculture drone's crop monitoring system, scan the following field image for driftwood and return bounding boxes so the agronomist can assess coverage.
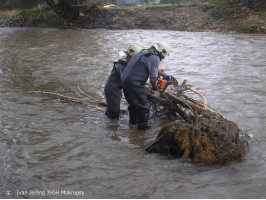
[29,83,106,111]
[30,81,249,166]
[145,85,249,166]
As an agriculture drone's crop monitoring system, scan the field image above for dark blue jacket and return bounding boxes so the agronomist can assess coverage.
[122,52,159,109]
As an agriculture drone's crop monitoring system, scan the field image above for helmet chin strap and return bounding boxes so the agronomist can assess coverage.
[147,46,157,54]
[147,46,164,61]
[157,52,164,61]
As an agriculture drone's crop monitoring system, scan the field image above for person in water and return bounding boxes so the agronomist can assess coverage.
[104,44,142,119]
[122,42,171,129]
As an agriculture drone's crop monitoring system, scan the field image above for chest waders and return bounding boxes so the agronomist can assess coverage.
[122,52,151,129]
[104,59,127,119]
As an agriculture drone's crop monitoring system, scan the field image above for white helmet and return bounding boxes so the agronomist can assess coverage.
[125,43,142,57]
[154,42,170,59]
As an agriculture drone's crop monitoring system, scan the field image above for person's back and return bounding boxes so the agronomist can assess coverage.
[104,59,127,119]
[122,51,159,109]
[104,44,142,119]
[122,42,171,129]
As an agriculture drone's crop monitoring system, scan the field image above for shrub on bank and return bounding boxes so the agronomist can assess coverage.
[0,0,39,10]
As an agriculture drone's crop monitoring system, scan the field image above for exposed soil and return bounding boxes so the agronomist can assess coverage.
[0,3,265,33]
[84,4,214,32]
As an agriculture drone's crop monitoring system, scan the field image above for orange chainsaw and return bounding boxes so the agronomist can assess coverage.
[156,76,178,93]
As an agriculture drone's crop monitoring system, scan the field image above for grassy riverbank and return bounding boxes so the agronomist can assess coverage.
[0,2,265,33]
[0,7,61,27]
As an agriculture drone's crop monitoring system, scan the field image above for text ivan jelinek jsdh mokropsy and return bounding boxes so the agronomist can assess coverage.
[16,189,84,197]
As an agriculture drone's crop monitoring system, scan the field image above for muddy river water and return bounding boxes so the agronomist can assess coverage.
[0,27,266,198]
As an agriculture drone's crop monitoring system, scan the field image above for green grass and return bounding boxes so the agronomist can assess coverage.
[0,9,22,19]
[0,7,45,20]
[225,20,263,33]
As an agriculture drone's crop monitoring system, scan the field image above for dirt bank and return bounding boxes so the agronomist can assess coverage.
[0,3,265,33]
[85,4,214,32]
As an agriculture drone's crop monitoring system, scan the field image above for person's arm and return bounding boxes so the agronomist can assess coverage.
[159,68,171,81]
[158,68,165,77]
[144,55,160,90]
[150,77,158,90]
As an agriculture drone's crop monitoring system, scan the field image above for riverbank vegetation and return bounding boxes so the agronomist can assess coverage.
[0,0,265,33]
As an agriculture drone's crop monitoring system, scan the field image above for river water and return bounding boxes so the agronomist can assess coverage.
[0,27,265,198]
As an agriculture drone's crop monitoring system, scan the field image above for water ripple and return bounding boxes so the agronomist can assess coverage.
[0,28,265,198]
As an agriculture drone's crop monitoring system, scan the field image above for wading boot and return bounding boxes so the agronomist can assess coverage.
[105,110,119,119]
[137,108,150,129]
[128,104,138,125]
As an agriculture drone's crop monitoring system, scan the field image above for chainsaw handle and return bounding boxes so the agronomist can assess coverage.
[181,79,187,86]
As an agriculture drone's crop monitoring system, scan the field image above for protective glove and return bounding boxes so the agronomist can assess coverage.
[152,84,159,91]
[162,73,171,81]
[158,68,165,75]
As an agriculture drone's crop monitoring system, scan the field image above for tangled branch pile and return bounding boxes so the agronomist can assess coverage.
[30,81,249,166]
[145,86,249,166]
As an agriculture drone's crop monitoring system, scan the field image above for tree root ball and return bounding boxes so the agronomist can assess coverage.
[146,118,249,165]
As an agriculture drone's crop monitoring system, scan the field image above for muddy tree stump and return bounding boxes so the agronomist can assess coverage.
[145,86,249,165]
